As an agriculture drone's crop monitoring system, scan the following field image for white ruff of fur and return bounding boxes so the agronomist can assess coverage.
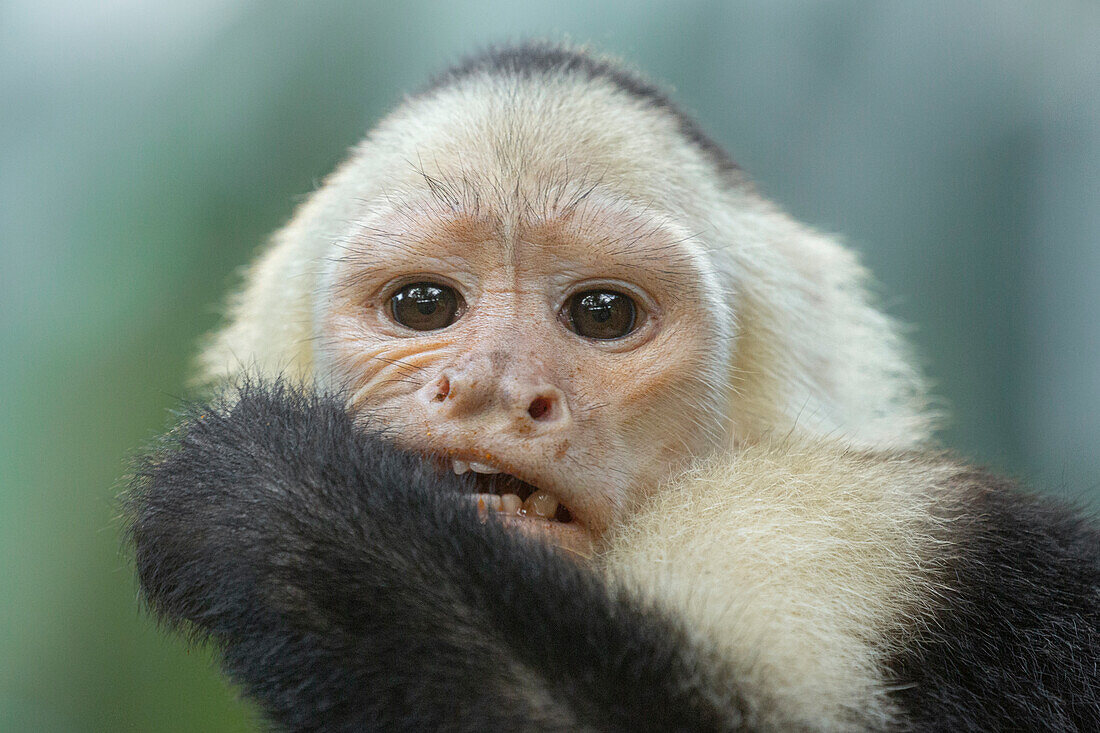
[599,441,954,731]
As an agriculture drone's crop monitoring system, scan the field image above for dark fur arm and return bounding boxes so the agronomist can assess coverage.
[124,384,745,733]
[889,472,1100,731]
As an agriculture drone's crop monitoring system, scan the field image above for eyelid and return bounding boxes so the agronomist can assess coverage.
[555,279,657,318]
[375,273,469,303]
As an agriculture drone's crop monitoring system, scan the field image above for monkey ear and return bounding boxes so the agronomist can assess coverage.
[195,214,321,389]
[195,141,392,390]
[720,205,937,449]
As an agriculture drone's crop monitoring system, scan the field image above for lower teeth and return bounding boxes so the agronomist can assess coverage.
[470,491,566,522]
[520,491,560,519]
[500,493,522,515]
[472,493,522,517]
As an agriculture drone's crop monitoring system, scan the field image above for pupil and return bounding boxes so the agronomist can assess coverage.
[416,296,438,315]
[390,282,461,331]
[586,295,614,323]
[568,289,636,339]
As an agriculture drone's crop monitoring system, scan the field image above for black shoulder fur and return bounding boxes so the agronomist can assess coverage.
[889,472,1100,731]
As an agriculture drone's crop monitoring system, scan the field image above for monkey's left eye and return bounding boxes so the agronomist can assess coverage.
[390,282,464,331]
[564,289,638,340]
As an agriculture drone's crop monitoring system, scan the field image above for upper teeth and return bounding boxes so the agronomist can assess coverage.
[452,459,502,475]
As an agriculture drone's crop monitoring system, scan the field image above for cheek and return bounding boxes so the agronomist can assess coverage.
[582,325,721,451]
[322,312,453,408]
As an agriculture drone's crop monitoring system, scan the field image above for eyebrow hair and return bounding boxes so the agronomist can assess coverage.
[338,192,704,294]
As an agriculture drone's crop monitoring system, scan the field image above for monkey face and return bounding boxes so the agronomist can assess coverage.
[195,55,933,556]
[318,183,732,555]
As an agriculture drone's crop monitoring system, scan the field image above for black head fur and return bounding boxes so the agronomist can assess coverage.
[421,41,741,180]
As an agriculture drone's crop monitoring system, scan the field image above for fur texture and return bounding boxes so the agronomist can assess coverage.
[603,448,1100,732]
[889,472,1100,731]
[140,43,1100,732]
[126,385,1100,731]
[126,384,747,732]
[599,445,954,730]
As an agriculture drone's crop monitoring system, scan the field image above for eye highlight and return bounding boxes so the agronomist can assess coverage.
[389,282,464,331]
[564,289,638,340]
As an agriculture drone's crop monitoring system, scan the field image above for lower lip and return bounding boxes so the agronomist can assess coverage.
[497,515,594,558]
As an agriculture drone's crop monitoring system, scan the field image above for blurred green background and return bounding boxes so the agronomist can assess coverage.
[2,1,1098,729]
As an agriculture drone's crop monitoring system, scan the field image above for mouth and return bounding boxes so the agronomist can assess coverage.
[453,459,575,522]
[447,457,593,557]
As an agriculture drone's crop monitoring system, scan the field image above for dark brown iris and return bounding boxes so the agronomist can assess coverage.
[565,289,637,340]
[390,282,463,331]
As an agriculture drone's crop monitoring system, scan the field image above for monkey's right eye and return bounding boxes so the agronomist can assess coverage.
[389,282,464,331]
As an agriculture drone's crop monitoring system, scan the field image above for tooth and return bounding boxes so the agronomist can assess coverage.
[471,493,501,521]
[499,493,522,515]
[453,459,470,475]
[469,493,523,518]
[521,491,560,520]
[469,462,501,474]
[472,493,503,510]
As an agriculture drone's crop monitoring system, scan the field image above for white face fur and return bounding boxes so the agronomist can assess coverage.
[314,77,735,554]
[199,51,934,554]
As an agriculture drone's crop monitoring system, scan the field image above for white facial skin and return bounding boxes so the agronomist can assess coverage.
[320,185,731,557]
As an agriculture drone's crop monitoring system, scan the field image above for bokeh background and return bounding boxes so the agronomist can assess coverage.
[3,1,1098,729]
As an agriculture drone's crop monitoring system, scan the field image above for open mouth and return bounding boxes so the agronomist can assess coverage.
[453,459,575,523]
[447,458,592,556]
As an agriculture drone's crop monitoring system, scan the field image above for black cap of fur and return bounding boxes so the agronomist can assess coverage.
[124,383,747,732]
[422,42,740,179]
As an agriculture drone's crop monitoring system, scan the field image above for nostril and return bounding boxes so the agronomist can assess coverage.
[432,376,450,402]
[527,395,553,421]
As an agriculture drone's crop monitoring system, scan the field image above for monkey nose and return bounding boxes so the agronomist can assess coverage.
[418,372,571,429]
[523,388,569,424]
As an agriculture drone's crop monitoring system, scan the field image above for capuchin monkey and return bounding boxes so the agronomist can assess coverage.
[127,44,1100,731]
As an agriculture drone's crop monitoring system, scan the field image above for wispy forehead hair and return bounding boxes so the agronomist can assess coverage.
[387,155,617,227]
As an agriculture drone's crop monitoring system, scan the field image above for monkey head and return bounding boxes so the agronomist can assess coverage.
[199,47,935,554]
